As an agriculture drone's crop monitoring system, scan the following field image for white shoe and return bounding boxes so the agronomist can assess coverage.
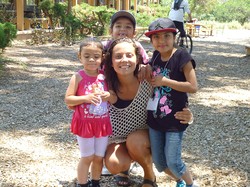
[190,180,200,187]
[101,165,112,176]
[193,181,200,187]
[129,162,143,175]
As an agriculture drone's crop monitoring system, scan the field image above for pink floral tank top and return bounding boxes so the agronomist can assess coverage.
[70,70,112,138]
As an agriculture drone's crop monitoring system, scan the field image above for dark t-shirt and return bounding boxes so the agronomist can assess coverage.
[147,49,196,132]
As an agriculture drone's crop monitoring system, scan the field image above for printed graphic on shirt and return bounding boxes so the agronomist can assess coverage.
[152,65,173,119]
[82,74,108,116]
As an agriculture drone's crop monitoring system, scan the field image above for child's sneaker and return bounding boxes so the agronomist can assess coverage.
[186,180,200,187]
[176,180,186,187]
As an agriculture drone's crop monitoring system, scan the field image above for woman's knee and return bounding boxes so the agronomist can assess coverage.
[104,143,131,174]
[127,129,150,150]
[126,129,152,165]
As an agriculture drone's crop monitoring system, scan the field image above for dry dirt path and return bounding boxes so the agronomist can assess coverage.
[0,29,250,187]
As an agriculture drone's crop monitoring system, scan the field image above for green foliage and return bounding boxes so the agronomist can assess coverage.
[71,3,115,36]
[39,0,55,27]
[64,13,83,43]
[39,0,53,15]
[0,22,17,52]
[135,4,169,27]
[212,0,250,25]
[135,12,155,27]
[0,3,16,23]
[52,2,67,26]
[26,0,250,46]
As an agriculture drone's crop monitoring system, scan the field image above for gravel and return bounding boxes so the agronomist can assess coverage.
[0,29,249,187]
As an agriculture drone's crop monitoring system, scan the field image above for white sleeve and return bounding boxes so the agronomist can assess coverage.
[183,0,191,14]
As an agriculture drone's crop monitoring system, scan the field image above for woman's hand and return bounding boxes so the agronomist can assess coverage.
[138,64,152,82]
[174,108,194,124]
[150,75,165,87]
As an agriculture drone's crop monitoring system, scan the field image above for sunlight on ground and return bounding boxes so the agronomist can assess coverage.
[0,132,78,186]
[1,134,55,158]
[210,52,245,58]
[195,86,250,107]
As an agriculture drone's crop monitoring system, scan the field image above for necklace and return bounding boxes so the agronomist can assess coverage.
[152,53,169,70]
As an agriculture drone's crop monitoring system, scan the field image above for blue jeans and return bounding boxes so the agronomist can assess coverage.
[149,127,186,178]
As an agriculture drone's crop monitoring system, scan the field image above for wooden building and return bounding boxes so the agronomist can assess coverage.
[0,0,159,31]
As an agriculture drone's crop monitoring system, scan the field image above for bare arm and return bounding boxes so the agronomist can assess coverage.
[64,73,101,106]
[188,13,192,22]
[150,61,198,93]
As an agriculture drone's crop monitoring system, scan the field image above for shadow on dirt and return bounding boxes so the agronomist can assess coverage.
[0,39,249,186]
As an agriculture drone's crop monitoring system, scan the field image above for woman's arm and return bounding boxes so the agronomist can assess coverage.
[174,108,194,124]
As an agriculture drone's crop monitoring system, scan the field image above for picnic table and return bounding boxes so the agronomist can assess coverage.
[186,23,213,37]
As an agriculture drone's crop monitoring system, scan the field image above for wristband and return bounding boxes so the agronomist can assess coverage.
[188,115,194,125]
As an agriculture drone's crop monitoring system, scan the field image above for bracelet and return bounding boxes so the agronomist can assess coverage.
[188,115,194,125]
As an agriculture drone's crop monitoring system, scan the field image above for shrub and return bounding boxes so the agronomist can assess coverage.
[72,3,115,36]
[0,22,17,52]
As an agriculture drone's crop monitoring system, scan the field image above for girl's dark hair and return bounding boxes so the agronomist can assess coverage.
[104,38,143,94]
[79,37,103,53]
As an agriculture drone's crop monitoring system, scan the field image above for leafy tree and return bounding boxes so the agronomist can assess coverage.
[212,0,250,25]
[53,2,67,27]
[39,0,54,27]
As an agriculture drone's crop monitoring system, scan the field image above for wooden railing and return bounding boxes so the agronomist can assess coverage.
[24,17,50,30]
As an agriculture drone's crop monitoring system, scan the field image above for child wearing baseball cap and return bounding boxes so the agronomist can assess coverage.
[102,10,149,65]
[145,18,199,187]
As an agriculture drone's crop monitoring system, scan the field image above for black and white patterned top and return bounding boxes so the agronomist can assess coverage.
[108,81,152,144]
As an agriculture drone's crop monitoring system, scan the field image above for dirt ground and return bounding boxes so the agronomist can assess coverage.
[0,29,250,187]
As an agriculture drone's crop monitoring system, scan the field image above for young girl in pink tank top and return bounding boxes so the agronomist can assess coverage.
[65,38,117,187]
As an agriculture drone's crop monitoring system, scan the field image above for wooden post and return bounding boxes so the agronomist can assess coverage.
[88,0,95,6]
[77,0,83,4]
[124,0,129,10]
[134,0,137,12]
[72,0,77,6]
[16,0,24,31]
[115,0,120,10]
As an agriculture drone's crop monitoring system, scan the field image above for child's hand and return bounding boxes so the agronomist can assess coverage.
[100,91,118,104]
[100,91,110,102]
[67,105,75,110]
[88,93,102,105]
[151,75,165,87]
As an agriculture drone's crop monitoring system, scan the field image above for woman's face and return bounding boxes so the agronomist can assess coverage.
[111,42,137,76]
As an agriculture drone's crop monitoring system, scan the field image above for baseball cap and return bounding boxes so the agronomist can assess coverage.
[110,10,136,28]
[145,18,177,37]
